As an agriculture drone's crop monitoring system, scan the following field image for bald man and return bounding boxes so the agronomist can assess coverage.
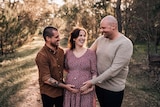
[80,15,133,107]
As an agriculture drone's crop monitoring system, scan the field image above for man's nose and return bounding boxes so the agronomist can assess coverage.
[100,29,103,32]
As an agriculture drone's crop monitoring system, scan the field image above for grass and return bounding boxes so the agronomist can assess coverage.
[0,36,43,107]
[120,42,160,107]
[123,72,160,107]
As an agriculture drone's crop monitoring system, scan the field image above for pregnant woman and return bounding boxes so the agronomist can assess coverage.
[63,27,97,107]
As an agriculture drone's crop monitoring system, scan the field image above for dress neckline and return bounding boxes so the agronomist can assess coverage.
[72,49,88,59]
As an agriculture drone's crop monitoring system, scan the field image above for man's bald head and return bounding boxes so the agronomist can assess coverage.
[101,15,118,27]
[100,15,119,39]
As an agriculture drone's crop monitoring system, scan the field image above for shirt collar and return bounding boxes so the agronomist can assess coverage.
[44,44,57,54]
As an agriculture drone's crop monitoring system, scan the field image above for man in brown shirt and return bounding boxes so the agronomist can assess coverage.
[35,26,77,107]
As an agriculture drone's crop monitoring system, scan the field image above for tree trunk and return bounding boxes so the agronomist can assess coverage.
[116,0,122,32]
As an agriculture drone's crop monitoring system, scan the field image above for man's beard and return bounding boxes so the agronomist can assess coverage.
[103,33,109,38]
[103,32,112,39]
[50,42,58,49]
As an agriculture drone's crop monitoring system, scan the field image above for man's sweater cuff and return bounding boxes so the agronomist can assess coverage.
[91,79,97,85]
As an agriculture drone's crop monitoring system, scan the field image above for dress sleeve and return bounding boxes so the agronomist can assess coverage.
[89,50,97,77]
[64,50,69,71]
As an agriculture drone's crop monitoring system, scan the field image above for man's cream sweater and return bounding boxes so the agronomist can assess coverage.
[91,35,133,92]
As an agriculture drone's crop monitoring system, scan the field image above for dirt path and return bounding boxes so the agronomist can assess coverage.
[8,36,43,107]
[15,72,42,107]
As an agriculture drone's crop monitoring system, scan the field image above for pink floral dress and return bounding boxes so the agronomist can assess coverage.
[63,49,97,107]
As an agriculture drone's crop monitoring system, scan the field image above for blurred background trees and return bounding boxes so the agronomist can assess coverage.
[0,0,59,56]
[0,0,160,55]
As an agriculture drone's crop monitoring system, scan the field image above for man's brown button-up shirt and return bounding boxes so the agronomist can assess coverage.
[35,45,64,98]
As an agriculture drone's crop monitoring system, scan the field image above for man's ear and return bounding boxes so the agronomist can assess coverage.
[111,24,116,30]
[46,36,51,41]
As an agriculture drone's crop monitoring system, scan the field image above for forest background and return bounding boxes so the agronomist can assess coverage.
[0,0,160,107]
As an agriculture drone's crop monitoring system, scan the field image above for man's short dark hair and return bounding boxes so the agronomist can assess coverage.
[43,26,58,41]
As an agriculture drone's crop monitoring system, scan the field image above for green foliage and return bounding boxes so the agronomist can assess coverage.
[0,81,27,107]
[56,4,79,34]
[0,3,40,57]
[123,0,160,44]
